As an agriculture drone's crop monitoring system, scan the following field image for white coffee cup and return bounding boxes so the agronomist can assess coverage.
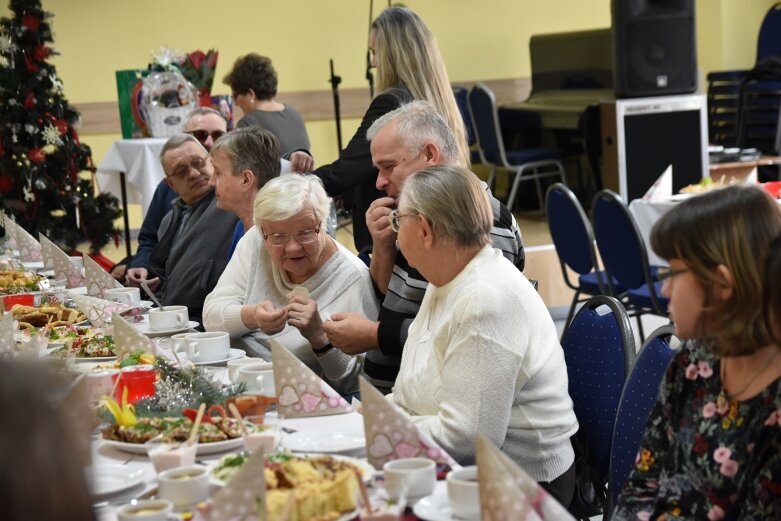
[184,331,230,363]
[227,356,261,383]
[237,362,275,396]
[117,499,173,521]
[169,332,190,353]
[148,306,189,331]
[158,465,210,508]
[447,465,480,520]
[383,458,436,500]
[104,287,141,305]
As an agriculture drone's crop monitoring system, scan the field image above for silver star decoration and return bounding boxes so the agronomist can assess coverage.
[0,33,14,54]
[41,124,61,146]
[23,184,34,202]
[24,124,38,135]
[49,73,63,92]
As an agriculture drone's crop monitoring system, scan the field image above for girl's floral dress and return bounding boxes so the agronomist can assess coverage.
[613,341,781,520]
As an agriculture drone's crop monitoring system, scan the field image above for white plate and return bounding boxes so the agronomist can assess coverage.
[103,436,244,456]
[67,287,88,295]
[281,431,365,454]
[414,492,465,521]
[670,193,693,201]
[134,320,200,337]
[44,346,117,363]
[86,464,145,497]
[21,260,44,270]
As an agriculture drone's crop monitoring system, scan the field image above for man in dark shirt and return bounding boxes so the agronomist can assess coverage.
[322,101,525,392]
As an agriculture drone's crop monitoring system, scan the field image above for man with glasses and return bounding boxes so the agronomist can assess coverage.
[125,108,227,289]
[322,100,525,393]
[144,134,238,325]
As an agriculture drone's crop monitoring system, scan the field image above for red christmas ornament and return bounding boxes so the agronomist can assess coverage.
[0,174,13,194]
[22,14,40,30]
[23,92,36,109]
[33,44,50,60]
[24,54,39,73]
[28,148,45,163]
[55,119,69,135]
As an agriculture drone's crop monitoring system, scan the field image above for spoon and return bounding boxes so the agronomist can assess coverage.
[140,281,165,311]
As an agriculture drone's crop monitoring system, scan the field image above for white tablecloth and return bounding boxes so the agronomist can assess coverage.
[628,198,678,266]
[95,138,167,216]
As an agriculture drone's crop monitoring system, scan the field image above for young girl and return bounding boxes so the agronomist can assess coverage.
[613,185,781,520]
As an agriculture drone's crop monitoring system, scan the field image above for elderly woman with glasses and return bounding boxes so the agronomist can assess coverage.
[203,174,378,395]
[389,165,579,507]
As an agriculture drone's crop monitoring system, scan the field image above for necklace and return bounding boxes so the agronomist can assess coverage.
[717,349,781,408]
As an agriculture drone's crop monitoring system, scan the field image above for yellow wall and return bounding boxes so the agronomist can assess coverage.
[1,0,774,230]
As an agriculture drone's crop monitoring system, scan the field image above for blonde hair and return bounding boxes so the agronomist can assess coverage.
[400,165,491,249]
[371,7,470,167]
[254,174,330,226]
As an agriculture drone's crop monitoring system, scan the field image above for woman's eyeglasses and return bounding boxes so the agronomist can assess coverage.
[263,223,321,247]
[186,129,225,145]
[388,209,417,233]
[657,266,689,283]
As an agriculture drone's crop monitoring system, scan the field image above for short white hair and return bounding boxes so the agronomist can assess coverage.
[253,174,330,226]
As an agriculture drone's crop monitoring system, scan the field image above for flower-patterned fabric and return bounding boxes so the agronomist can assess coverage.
[614,341,781,520]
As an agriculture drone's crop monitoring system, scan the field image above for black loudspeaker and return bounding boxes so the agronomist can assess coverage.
[612,0,697,98]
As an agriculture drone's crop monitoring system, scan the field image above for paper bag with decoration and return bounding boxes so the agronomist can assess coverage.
[209,448,266,521]
[476,434,575,520]
[84,254,123,297]
[71,294,136,328]
[13,222,41,262]
[111,313,156,362]
[39,234,85,288]
[271,340,351,418]
[360,377,457,470]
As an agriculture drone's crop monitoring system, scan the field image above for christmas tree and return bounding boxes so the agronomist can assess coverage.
[0,0,121,253]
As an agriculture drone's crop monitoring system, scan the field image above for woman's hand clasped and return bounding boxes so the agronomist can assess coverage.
[286,294,327,346]
[253,301,288,335]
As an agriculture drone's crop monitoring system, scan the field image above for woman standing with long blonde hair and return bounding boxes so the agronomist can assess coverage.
[314,6,468,253]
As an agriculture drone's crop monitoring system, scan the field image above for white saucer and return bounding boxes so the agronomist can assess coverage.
[414,491,469,521]
[183,348,245,366]
[86,465,145,497]
[281,431,365,454]
[134,320,200,337]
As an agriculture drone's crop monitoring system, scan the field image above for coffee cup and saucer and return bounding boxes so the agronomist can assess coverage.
[173,331,243,365]
[412,465,481,521]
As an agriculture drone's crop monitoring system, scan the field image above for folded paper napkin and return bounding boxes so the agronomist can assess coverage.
[0,312,15,360]
[13,221,41,262]
[84,254,122,297]
[1,212,17,251]
[360,376,457,470]
[111,313,155,362]
[642,164,673,202]
[270,340,351,418]
[39,234,85,288]
[476,434,575,521]
[71,294,137,329]
[209,448,266,521]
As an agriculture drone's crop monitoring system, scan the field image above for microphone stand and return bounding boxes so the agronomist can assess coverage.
[329,59,343,153]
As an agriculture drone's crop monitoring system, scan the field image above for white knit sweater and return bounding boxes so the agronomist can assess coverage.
[392,245,578,482]
[203,227,379,394]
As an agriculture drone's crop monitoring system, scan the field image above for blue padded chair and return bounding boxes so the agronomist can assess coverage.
[562,295,637,492]
[545,183,617,338]
[452,85,481,166]
[608,325,678,514]
[468,82,566,212]
[591,190,669,342]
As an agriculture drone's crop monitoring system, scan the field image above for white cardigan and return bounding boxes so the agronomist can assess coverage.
[392,245,578,482]
[203,227,379,394]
